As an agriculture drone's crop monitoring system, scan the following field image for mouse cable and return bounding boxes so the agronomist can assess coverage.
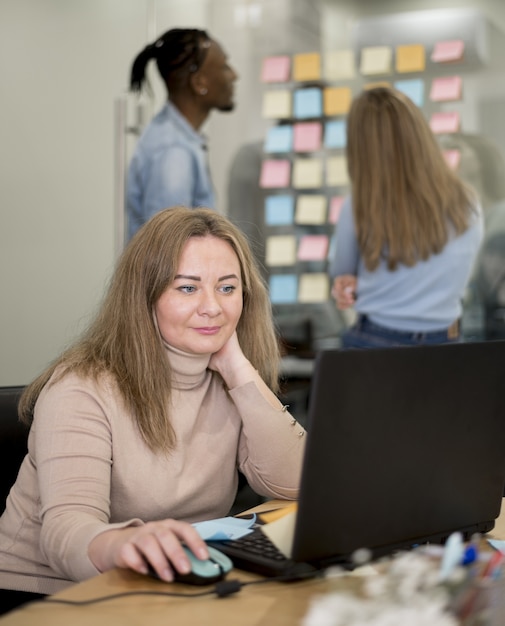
[31,569,323,608]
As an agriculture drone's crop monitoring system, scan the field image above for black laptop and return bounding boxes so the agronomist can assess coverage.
[209,340,505,578]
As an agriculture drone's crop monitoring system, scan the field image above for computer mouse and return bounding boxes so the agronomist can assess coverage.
[147,545,233,586]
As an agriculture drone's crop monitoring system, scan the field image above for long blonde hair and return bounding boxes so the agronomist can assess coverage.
[346,87,476,271]
[19,207,281,452]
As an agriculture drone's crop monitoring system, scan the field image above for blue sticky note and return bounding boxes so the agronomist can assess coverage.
[394,79,424,107]
[325,120,347,149]
[293,88,322,119]
[264,125,293,153]
[269,274,298,304]
[193,515,256,541]
[265,195,294,225]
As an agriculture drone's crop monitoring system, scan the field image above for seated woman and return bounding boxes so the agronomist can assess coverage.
[0,207,306,613]
[329,87,483,349]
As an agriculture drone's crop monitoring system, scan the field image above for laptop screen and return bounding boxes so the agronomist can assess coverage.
[292,340,505,564]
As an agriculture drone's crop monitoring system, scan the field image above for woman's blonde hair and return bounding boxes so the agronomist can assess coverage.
[346,87,476,271]
[19,207,280,452]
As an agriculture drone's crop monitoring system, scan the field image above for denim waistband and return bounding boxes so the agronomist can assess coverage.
[356,315,460,341]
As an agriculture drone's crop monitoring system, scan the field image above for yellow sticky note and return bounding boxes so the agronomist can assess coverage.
[396,44,426,73]
[326,156,349,187]
[293,52,321,82]
[262,90,292,119]
[262,510,297,558]
[265,235,297,266]
[298,273,330,303]
[295,195,327,224]
[292,158,323,189]
[324,49,356,81]
[324,86,352,116]
[259,502,298,524]
[360,46,393,76]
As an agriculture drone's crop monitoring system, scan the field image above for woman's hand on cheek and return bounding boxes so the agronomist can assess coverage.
[209,331,254,388]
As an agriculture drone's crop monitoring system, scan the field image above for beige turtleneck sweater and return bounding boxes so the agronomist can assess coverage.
[0,345,305,595]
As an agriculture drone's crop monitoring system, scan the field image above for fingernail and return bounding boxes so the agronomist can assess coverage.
[178,559,191,574]
[197,546,209,559]
[162,568,173,582]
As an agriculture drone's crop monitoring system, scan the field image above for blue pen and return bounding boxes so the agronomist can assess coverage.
[462,543,478,566]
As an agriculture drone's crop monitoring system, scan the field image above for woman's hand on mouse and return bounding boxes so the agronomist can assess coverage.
[88,518,208,582]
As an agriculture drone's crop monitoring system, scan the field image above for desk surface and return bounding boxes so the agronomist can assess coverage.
[2,499,505,626]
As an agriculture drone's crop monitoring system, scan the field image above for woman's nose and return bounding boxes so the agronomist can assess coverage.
[197,291,221,316]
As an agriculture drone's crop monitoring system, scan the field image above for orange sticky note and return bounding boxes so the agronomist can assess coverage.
[431,40,465,63]
[259,503,298,524]
[396,44,426,73]
[324,86,352,116]
[429,76,462,102]
[293,52,321,82]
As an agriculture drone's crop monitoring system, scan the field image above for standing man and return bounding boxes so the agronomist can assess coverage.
[126,28,238,239]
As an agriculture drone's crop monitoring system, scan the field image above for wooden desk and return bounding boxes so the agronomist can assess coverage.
[2,499,505,626]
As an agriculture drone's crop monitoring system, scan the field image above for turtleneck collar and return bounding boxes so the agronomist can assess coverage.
[163,342,212,390]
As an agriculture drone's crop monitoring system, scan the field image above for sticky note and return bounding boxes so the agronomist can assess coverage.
[443,149,461,170]
[293,52,321,82]
[269,274,298,304]
[261,55,291,83]
[326,156,349,187]
[265,235,297,266]
[324,49,355,81]
[329,196,345,224]
[262,90,292,119]
[324,86,352,116]
[431,40,465,64]
[394,79,425,107]
[429,76,463,102]
[259,159,291,188]
[295,195,327,224]
[292,158,323,189]
[297,235,329,261]
[298,273,330,303]
[293,122,322,152]
[364,81,392,90]
[293,88,323,119]
[265,195,294,225]
[264,125,293,153]
[429,111,460,134]
[360,46,393,76]
[395,44,426,73]
[325,120,347,149]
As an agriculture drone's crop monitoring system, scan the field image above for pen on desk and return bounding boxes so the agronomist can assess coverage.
[439,531,464,581]
[480,549,505,580]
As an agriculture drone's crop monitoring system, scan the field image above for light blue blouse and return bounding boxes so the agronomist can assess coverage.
[329,196,484,332]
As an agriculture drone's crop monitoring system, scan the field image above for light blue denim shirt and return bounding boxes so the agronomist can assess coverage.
[329,196,484,332]
[126,101,215,239]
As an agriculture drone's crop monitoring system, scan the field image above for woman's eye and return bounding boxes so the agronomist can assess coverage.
[178,285,196,294]
[220,285,236,294]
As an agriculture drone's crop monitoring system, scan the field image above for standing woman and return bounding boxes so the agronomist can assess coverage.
[0,208,305,613]
[126,28,238,239]
[329,87,483,349]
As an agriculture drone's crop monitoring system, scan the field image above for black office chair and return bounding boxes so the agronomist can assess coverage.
[0,387,28,512]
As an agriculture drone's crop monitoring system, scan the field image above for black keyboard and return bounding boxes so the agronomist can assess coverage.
[208,528,317,579]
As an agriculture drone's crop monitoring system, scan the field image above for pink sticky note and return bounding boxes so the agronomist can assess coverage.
[429,111,460,134]
[431,40,465,63]
[261,56,291,83]
[297,235,329,261]
[259,159,291,188]
[329,196,345,224]
[429,76,462,102]
[293,122,322,152]
[443,149,461,170]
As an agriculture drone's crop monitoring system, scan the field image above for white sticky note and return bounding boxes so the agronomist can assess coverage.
[298,273,330,302]
[265,235,297,266]
[262,511,297,558]
[262,90,292,118]
[295,195,327,224]
[324,49,356,81]
[360,46,393,76]
[292,158,323,189]
[326,156,349,187]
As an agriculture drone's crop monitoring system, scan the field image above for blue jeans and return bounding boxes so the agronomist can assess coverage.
[342,315,461,349]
